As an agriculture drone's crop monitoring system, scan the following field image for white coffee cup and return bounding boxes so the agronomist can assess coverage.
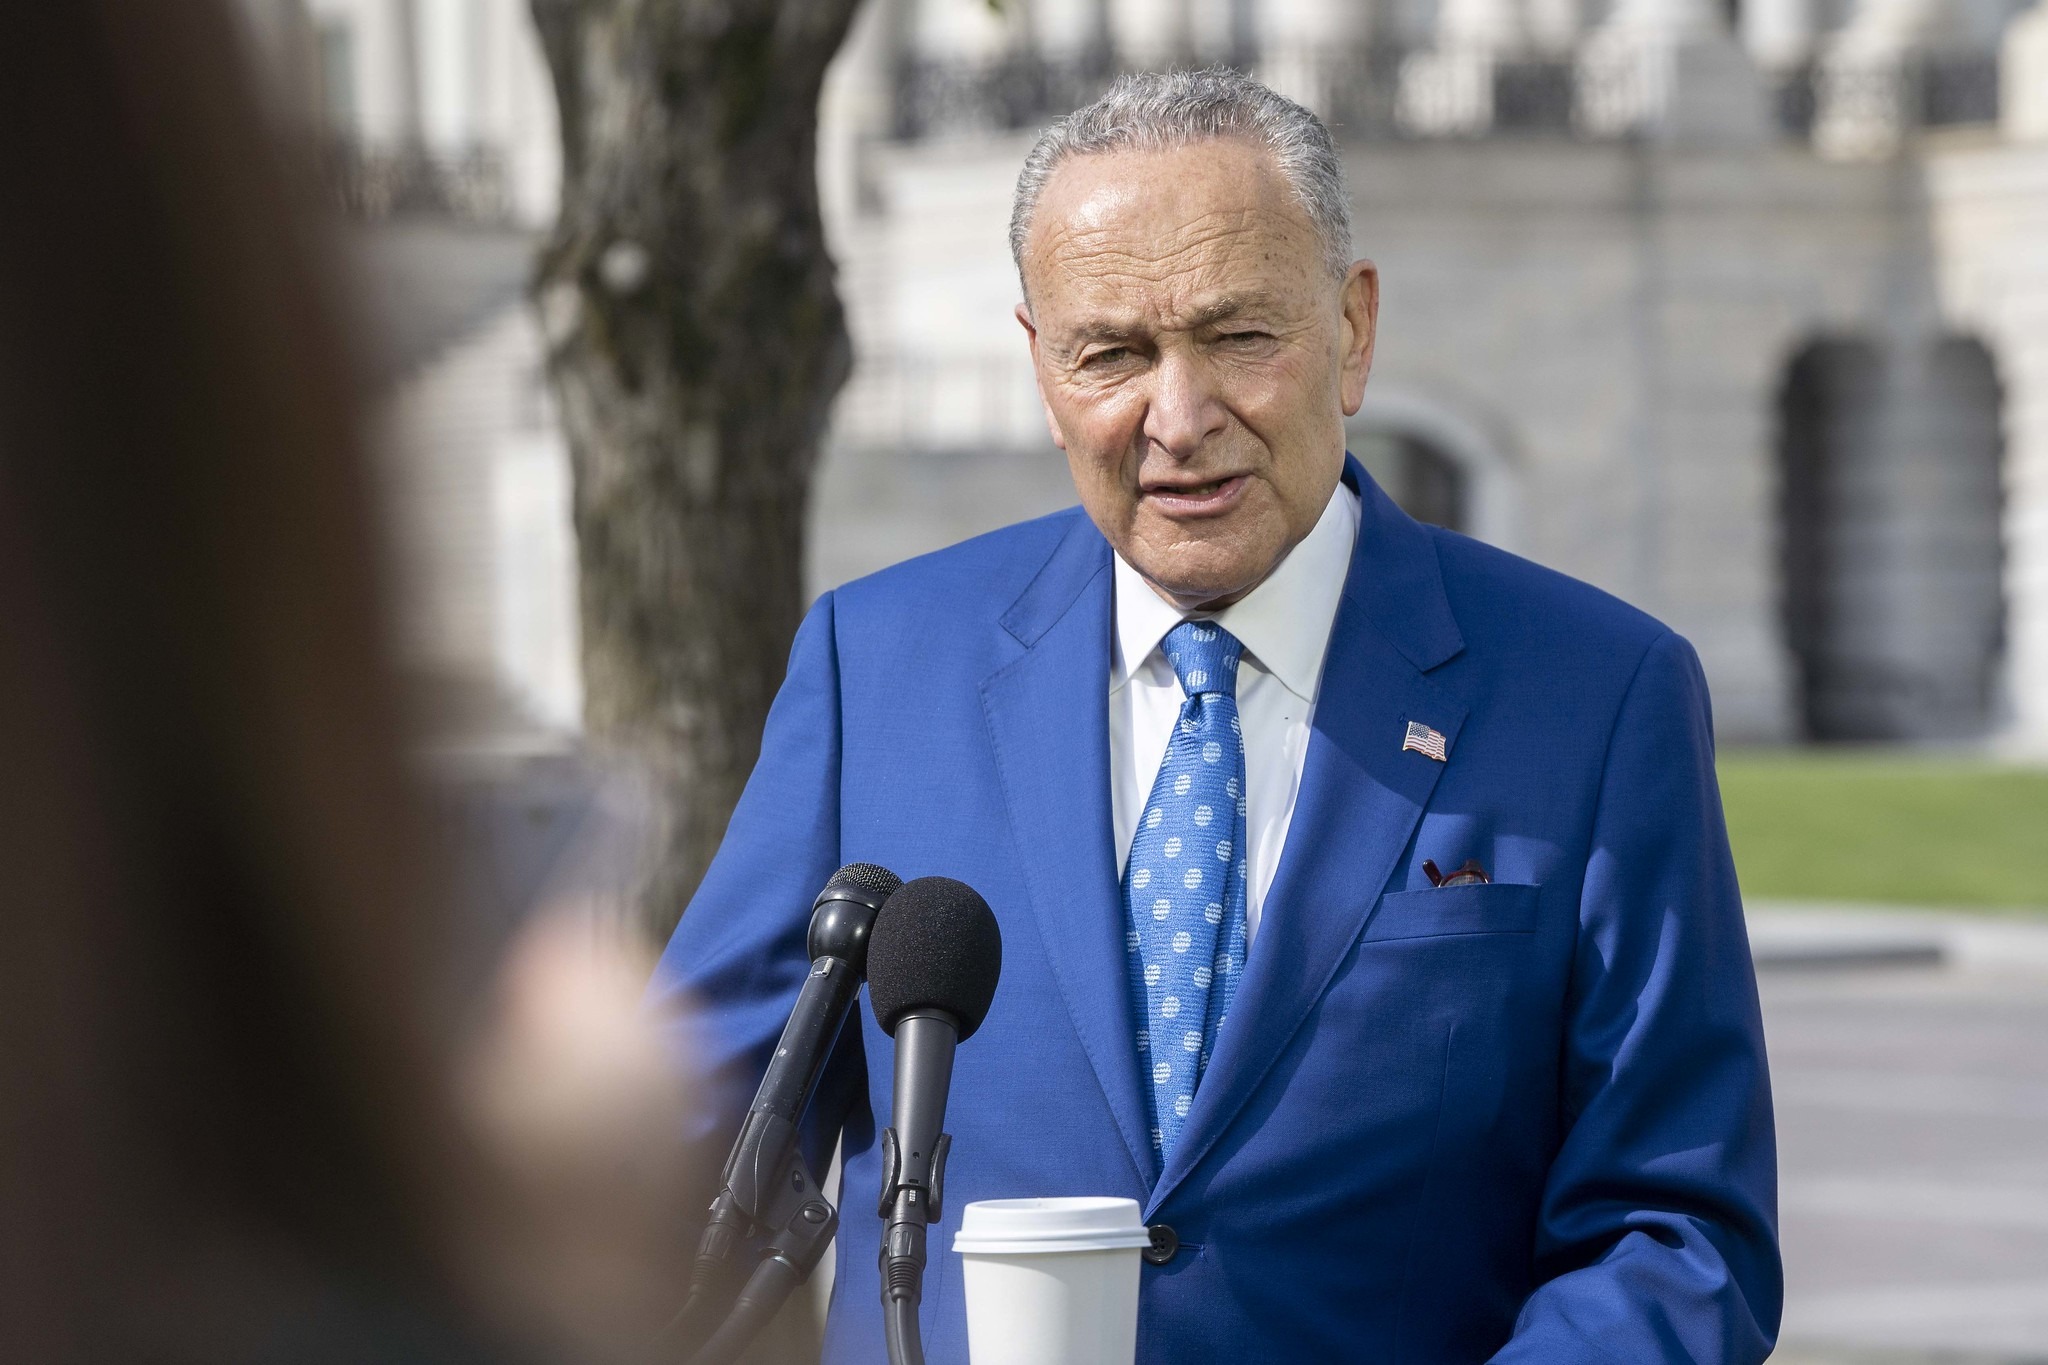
[953,1196,1152,1365]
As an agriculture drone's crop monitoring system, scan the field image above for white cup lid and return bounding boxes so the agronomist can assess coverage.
[952,1197,1153,1255]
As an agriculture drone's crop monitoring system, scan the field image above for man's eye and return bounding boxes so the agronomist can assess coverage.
[1219,331,1270,345]
[1081,347,1130,367]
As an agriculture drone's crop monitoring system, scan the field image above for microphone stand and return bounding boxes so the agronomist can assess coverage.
[673,869,894,1362]
[669,1078,842,1360]
[684,1140,839,1365]
[877,1008,959,1365]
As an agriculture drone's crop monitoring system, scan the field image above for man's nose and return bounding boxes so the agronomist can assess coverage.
[1142,351,1227,458]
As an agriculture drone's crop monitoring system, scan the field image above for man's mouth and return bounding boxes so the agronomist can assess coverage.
[1142,474,1248,516]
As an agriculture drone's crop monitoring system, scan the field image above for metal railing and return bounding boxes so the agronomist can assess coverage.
[892,46,1582,143]
[1771,52,2000,139]
[890,44,2000,146]
[1920,51,2002,127]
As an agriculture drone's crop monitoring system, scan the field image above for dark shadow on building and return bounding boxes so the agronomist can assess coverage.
[1777,334,2004,740]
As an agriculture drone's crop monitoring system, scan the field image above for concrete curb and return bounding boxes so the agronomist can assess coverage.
[1773,1351,2048,1365]
[1747,903,2048,974]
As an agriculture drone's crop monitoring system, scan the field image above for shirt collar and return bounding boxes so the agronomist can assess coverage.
[1111,479,1362,702]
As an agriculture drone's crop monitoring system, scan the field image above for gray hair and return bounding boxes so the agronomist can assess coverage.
[1009,67,1353,291]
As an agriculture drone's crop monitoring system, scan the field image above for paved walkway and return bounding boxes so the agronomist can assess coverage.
[1756,905,2048,1364]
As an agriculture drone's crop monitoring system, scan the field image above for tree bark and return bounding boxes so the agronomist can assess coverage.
[531,0,864,944]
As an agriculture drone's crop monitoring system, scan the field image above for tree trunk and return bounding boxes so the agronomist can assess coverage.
[531,0,863,945]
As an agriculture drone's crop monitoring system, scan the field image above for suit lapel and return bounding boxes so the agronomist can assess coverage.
[980,516,1156,1187]
[1150,461,1469,1209]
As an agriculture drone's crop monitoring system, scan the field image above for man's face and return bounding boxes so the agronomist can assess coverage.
[1015,138,1378,610]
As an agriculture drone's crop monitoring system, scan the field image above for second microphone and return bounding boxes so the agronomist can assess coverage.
[866,875,1004,1365]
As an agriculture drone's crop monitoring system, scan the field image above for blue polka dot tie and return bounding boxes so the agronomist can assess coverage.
[1123,620,1250,1163]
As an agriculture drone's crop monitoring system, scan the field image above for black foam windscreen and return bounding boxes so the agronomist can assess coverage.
[827,861,904,900]
[866,876,1003,1040]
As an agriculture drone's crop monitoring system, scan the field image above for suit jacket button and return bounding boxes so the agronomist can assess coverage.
[1143,1223,1179,1265]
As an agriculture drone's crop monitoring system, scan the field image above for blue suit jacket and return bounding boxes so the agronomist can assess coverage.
[652,459,1781,1363]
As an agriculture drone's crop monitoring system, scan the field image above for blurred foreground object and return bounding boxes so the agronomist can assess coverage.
[0,4,695,1361]
[528,0,867,942]
[464,901,699,1360]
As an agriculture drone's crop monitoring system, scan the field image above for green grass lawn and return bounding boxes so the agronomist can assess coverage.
[1717,750,2048,914]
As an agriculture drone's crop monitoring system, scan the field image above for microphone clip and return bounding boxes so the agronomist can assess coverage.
[876,1126,952,1223]
[758,1176,839,1285]
[681,1142,841,1365]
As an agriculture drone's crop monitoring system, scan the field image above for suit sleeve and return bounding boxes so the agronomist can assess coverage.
[1492,630,1782,1365]
[647,589,865,1192]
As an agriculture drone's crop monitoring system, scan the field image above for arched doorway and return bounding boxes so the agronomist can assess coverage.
[1776,335,2005,740]
[1352,426,1471,533]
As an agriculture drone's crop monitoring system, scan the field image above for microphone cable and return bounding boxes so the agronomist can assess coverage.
[884,1295,926,1365]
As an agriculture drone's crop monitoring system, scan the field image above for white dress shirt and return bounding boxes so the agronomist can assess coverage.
[1110,481,1362,946]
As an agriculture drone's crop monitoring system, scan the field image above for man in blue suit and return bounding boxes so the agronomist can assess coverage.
[654,68,1779,1363]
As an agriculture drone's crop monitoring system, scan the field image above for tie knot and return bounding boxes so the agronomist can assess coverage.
[1164,620,1241,698]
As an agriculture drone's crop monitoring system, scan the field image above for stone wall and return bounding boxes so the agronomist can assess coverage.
[1926,133,2048,751]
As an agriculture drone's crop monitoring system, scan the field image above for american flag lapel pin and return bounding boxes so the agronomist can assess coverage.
[1402,720,1449,762]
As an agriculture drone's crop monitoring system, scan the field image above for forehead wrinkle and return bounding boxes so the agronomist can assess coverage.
[1030,147,1319,255]
[1053,205,1281,281]
[1048,260,1300,339]
[1045,215,1319,290]
[1042,233,1306,335]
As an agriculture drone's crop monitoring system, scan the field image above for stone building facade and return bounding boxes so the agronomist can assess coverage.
[274,0,2048,751]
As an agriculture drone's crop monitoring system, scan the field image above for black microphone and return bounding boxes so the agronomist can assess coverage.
[866,877,1003,1365]
[676,862,902,1363]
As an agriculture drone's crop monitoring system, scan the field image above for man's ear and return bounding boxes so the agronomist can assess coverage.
[1338,260,1379,417]
[1016,301,1067,451]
